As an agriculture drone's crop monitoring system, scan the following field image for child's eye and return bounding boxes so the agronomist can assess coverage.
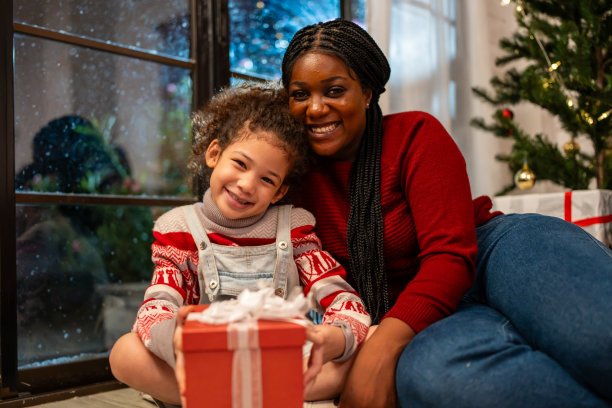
[262,177,276,186]
[233,159,246,168]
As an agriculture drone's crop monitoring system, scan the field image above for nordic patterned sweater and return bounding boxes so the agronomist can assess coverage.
[133,189,371,367]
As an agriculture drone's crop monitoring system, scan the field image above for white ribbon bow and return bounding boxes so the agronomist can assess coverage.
[187,284,311,325]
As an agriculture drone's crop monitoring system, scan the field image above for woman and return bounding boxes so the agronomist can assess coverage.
[280,19,612,408]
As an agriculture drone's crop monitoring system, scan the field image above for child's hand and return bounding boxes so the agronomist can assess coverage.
[303,325,325,395]
[173,305,196,408]
[303,324,345,395]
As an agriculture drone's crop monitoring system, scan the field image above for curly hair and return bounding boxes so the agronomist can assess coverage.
[188,83,311,201]
[281,19,391,323]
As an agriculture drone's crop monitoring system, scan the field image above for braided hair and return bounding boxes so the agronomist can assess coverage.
[281,19,391,323]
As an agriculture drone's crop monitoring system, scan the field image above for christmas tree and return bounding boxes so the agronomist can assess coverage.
[471,0,612,194]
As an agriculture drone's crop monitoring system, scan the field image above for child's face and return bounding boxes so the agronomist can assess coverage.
[205,131,291,220]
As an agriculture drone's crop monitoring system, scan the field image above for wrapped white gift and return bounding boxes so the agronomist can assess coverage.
[492,189,612,247]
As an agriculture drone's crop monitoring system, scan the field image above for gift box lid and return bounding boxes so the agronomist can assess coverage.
[182,306,306,352]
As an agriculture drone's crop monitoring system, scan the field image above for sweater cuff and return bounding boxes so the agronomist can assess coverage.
[148,317,178,368]
[384,297,446,333]
[329,320,355,362]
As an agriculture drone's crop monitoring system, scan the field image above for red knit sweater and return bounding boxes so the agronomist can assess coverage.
[295,111,499,332]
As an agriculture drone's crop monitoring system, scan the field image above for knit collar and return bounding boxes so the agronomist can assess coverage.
[201,188,267,228]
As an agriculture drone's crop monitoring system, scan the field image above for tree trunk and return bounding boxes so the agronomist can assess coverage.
[596,148,605,188]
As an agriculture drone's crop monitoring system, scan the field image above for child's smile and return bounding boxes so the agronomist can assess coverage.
[224,187,252,207]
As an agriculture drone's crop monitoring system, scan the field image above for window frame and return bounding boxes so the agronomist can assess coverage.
[0,0,350,403]
[1,0,228,402]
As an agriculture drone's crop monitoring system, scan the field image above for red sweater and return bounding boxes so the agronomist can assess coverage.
[296,111,499,332]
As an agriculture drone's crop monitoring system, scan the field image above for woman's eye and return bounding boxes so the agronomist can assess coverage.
[291,90,308,101]
[328,87,345,97]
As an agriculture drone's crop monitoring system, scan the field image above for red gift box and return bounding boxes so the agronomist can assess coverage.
[182,305,306,408]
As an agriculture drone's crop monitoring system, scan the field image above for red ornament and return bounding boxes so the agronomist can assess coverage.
[502,108,514,119]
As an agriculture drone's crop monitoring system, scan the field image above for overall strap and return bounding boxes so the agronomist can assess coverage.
[272,205,293,298]
[182,204,219,303]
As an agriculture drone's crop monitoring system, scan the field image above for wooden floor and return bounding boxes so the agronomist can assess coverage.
[33,388,155,408]
[30,388,337,408]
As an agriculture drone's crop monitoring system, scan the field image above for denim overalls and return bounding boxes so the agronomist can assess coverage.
[182,204,300,305]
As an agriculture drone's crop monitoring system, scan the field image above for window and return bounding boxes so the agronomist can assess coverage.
[1,0,362,402]
[3,0,205,398]
[229,0,365,83]
[383,0,458,127]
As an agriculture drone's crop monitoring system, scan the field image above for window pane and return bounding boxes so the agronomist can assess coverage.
[14,34,193,197]
[350,0,366,26]
[16,203,169,367]
[13,0,191,59]
[229,0,340,81]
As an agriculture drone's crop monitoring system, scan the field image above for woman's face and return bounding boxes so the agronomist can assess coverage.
[287,52,372,161]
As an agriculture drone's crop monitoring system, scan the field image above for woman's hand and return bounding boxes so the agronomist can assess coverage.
[173,305,197,408]
[303,324,345,396]
[338,318,416,408]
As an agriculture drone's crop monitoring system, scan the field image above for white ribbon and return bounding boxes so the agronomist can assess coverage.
[228,320,262,408]
[186,284,312,325]
[187,284,311,408]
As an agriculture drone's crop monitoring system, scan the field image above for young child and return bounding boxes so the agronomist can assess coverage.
[109,84,371,407]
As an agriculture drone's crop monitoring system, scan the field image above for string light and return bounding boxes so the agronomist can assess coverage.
[502,0,579,119]
[500,0,604,129]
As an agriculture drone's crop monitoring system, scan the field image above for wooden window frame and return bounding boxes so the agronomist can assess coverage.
[0,0,228,404]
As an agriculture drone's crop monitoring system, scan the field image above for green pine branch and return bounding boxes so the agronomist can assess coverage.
[471,0,612,192]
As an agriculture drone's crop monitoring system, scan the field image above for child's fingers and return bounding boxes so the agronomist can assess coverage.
[305,325,325,345]
[174,343,186,395]
[303,340,324,391]
[174,305,197,404]
[176,305,197,326]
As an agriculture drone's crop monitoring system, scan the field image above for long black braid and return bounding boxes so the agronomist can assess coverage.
[282,19,391,323]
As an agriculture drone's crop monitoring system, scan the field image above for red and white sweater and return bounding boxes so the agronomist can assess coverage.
[133,190,371,367]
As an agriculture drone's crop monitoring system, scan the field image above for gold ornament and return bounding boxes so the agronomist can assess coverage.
[563,139,580,156]
[514,163,536,190]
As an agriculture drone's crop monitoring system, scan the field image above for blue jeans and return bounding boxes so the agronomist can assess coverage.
[396,214,612,408]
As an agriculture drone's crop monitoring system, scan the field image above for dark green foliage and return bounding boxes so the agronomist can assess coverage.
[471,0,612,194]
